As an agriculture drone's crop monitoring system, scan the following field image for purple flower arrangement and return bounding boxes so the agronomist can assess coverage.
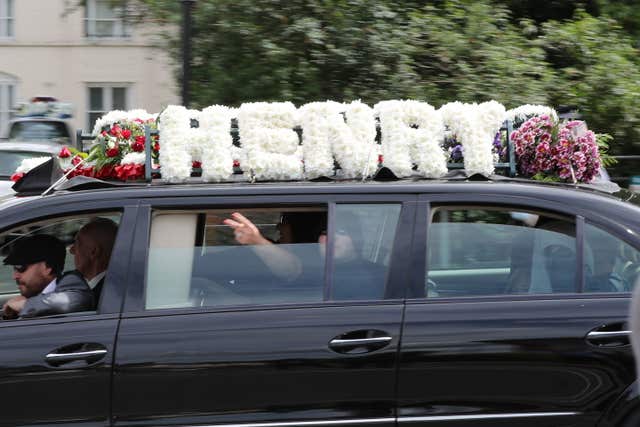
[511,115,601,183]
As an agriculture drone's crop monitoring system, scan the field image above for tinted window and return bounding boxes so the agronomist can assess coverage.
[8,121,70,143]
[145,204,401,309]
[0,213,121,295]
[584,223,640,292]
[427,208,577,297]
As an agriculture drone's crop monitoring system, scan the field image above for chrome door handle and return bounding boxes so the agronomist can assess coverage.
[329,336,392,348]
[46,349,107,363]
[586,330,631,339]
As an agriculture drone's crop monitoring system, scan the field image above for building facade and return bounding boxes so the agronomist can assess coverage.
[0,0,179,137]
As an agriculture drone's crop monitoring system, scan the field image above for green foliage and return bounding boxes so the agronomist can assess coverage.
[596,133,617,167]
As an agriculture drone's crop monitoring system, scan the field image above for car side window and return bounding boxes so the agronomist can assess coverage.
[330,204,401,300]
[427,207,577,297]
[0,212,122,317]
[145,204,402,309]
[584,223,640,293]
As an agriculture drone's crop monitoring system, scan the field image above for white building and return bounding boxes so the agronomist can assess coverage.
[0,0,179,137]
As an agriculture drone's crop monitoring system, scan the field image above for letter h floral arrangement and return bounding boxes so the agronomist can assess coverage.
[11,100,615,186]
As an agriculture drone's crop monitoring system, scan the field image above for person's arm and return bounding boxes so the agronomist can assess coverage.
[223,212,302,281]
[19,272,95,318]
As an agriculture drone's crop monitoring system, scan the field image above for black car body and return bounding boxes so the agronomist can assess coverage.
[0,177,638,427]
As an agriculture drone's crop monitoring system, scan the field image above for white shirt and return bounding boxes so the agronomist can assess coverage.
[42,278,57,294]
[87,271,106,289]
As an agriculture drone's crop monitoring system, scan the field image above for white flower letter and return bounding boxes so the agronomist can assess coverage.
[160,105,233,183]
[440,100,506,177]
[375,100,447,178]
[298,100,377,179]
[237,102,303,181]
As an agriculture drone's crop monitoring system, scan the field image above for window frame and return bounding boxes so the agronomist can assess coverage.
[0,76,16,138]
[0,198,140,318]
[415,193,640,303]
[123,194,417,316]
[0,0,14,39]
[86,83,131,131]
[84,0,130,39]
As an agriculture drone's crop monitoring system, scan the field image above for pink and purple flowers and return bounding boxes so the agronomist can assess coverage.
[511,115,601,183]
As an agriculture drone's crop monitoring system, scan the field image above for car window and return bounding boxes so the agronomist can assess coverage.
[8,121,70,144]
[145,203,401,309]
[427,207,578,297]
[0,213,121,295]
[584,223,640,293]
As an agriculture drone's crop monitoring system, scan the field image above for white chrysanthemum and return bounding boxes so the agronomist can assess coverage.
[92,109,156,135]
[15,157,51,174]
[121,152,146,165]
[237,102,303,181]
[439,100,505,177]
[505,104,558,124]
[375,100,447,178]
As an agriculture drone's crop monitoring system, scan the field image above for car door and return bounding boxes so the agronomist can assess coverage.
[112,194,416,427]
[0,205,137,427]
[397,195,637,427]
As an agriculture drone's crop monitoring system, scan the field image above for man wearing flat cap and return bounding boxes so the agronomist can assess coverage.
[2,234,94,319]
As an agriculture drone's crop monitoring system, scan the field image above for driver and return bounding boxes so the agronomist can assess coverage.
[2,234,94,319]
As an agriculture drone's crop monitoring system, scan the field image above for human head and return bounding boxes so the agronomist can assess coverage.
[70,218,118,280]
[317,228,357,263]
[3,234,65,297]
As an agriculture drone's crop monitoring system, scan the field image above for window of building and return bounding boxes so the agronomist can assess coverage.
[0,0,13,38]
[0,75,16,138]
[87,84,129,131]
[84,0,130,38]
[145,204,401,310]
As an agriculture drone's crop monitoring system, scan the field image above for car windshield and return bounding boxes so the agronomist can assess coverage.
[0,151,51,178]
[8,121,70,144]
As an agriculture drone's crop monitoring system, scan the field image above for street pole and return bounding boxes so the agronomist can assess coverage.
[181,0,196,108]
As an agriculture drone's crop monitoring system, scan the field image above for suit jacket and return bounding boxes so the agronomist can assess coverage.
[19,270,95,318]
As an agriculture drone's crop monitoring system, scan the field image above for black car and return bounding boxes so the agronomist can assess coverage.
[0,174,638,427]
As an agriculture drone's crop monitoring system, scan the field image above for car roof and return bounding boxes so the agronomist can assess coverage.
[2,176,637,217]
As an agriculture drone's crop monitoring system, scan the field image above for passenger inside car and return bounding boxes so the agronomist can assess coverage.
[2,234,94,319]
[70,217,119,308]
[227,211,388,301]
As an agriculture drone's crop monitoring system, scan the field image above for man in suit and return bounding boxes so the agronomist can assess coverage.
[2,234,94,319]
[70,218,118,306]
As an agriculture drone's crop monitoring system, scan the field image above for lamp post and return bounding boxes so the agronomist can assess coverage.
[181,0,196,107]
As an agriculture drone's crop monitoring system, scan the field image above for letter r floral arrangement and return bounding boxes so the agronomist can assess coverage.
[10,101,615,185]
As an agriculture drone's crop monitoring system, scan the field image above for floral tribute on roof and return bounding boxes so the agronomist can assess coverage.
[11,101,612,187]
[511,114,609,183]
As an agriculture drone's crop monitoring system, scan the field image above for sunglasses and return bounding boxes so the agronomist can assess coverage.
[13,265,29,273]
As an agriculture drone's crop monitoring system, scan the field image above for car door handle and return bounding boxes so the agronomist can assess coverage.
[585,324,630,347]
[46,349,107,363]
[328,330,393,354]
[586,330,631,339]
[329,337,392,348]
[45,343,108,367]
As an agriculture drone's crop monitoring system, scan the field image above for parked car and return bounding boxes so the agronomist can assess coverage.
[5,117,74,146]
[0,141,61,196]
[0,175,638,427]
